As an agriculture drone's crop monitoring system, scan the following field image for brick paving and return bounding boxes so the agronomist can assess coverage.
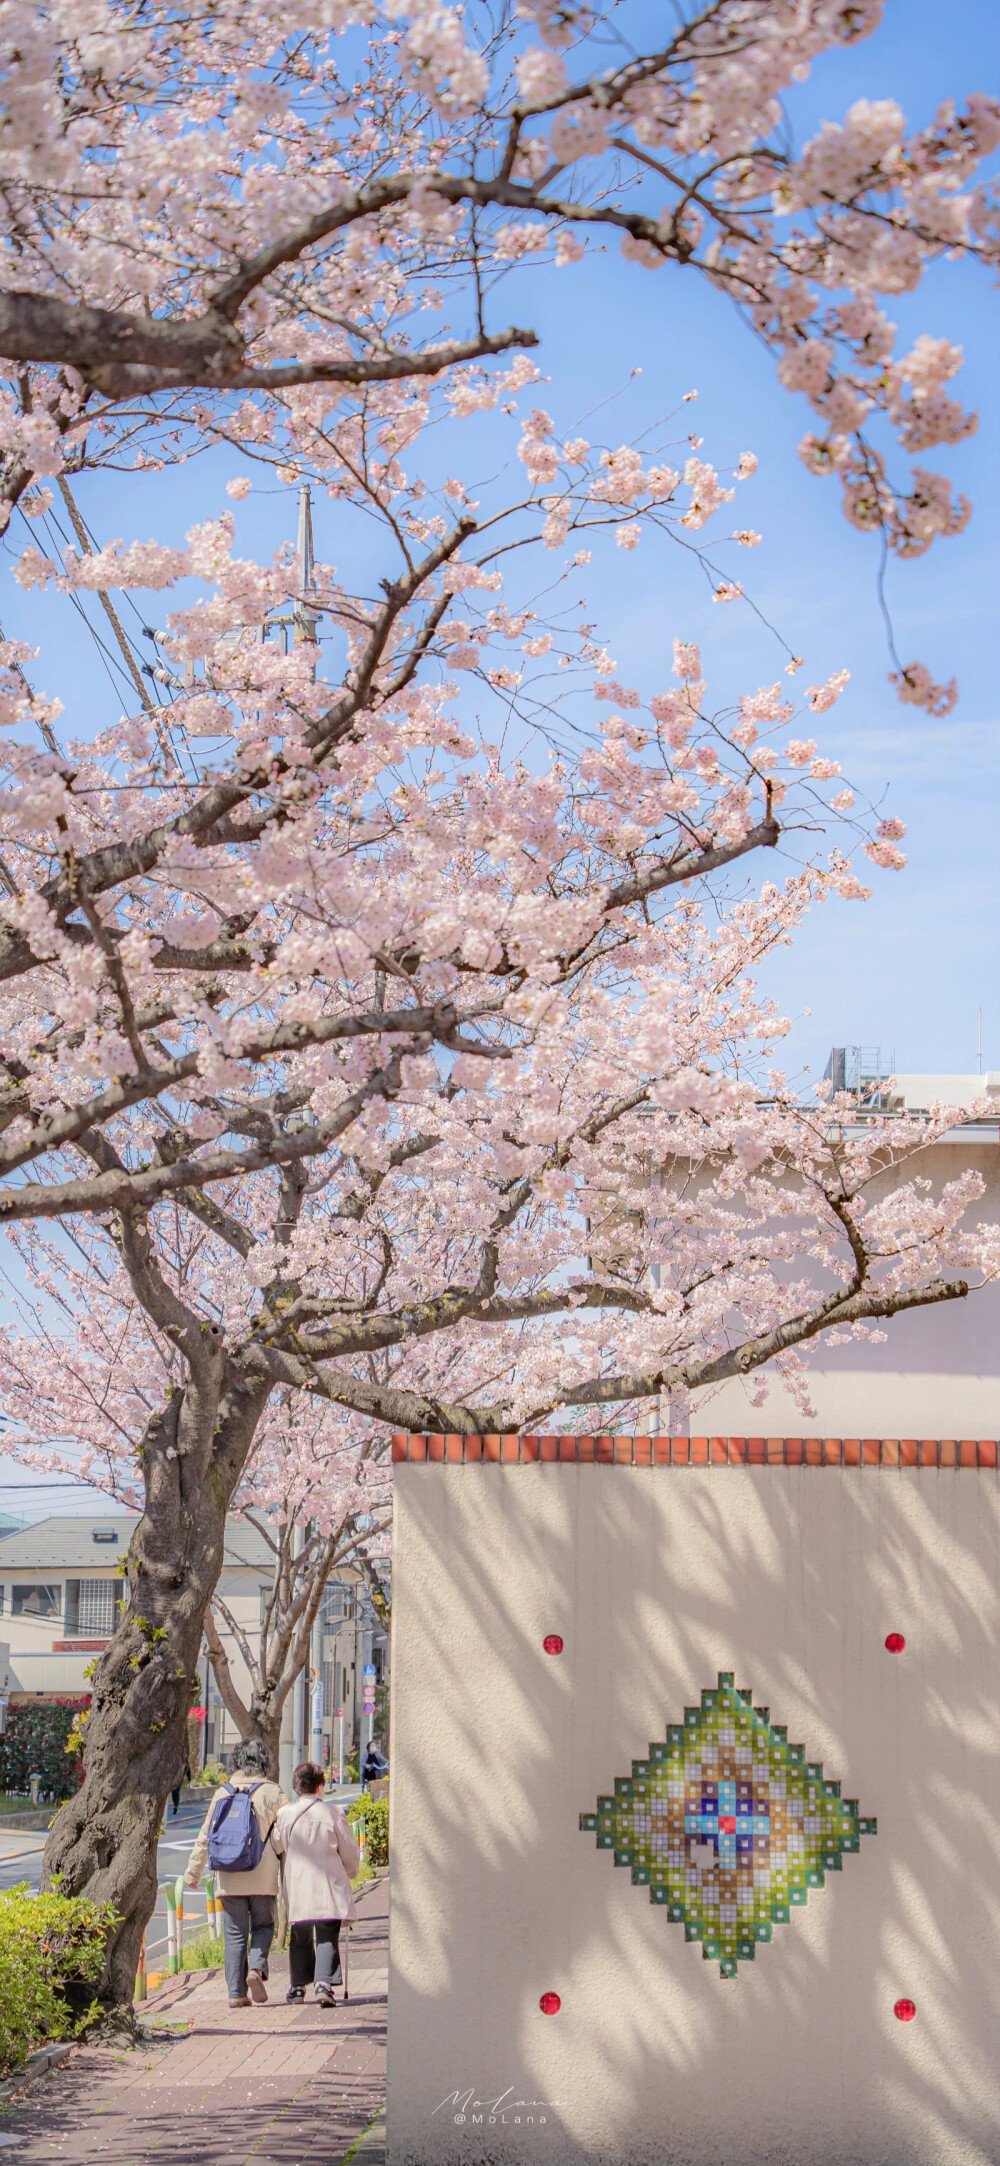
[0,1876,387,2166]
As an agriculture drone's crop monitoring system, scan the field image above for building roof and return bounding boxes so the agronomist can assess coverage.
[0,1513,278,1571]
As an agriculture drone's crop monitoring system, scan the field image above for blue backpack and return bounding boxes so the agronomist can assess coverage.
[206,1781,271,1872]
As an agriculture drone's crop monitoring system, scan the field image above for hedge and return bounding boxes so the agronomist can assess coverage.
[0,1887,114,2076]
[347,1792,389,1868]
[0,1702,85,1801]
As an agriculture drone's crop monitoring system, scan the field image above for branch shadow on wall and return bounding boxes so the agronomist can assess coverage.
[388,1464,1000,2166]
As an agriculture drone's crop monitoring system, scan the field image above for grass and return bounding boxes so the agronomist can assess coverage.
[179,1933,225,1972]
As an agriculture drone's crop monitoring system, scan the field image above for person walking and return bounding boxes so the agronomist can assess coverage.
[170,1759,191,1816]
[271,1761,360,2007]
[184,1739,286,2010]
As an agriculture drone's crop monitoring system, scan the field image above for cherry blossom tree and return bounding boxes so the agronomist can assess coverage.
[0,524,994,2002]
[0,0,996,2014]
[0,1,997,704]
[202,1396,392,1775]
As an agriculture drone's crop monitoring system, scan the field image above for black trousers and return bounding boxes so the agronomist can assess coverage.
[289,1917,343,1989]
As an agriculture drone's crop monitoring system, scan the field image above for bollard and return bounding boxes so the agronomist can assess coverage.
[174,1875,185,1968]
[206,1871,221,1940]
[165,1880,178,1973]
[135,1929,147,2003]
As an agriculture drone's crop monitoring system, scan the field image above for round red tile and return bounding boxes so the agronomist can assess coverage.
[539,1992,561,2015]
[893,1998,916,2022]
[885,1633,906,1654]
[542,1634,564,1655]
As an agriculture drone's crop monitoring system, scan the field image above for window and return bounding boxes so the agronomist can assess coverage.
[78,1579,116,1635]
[12,1584,60,1617]
[91,1528,118,1545]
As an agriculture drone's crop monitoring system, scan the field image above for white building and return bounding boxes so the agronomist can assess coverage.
[690,1067,1000,1441]
[0,1513,389,1770]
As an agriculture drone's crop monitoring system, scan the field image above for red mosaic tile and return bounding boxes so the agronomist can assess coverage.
[427,1433,446,1462]
[710,1437,728,1464]
[445,1433,464,1463]
[766,1437,785,1464]
[653,1436,672,1464]
[843,1438,861,1466]
[500,1433,520,1461]
[748,1437,766,1464]
[483,1432,503,1461]
[391,1434,409,1461]
[804,1437,823,1466]
[863,1438,880,1467]
[691,1437,710,1464]
[539,1434,559,1463]
[979,1440,998,1468]
[671,1436,691,1464]
[784,1437,804,1465]
[938,1438,957,1468]
[824,1439,843,1464]
[881,1439,900,1466]
[959,1438,978,1468]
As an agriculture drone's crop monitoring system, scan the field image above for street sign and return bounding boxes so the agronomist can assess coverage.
[362,1663,376,1677]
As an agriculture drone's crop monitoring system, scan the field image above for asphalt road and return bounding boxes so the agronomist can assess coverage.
[0,1784,362,1972]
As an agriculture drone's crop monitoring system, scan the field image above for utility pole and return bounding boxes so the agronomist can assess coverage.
[310,1592,324,1770]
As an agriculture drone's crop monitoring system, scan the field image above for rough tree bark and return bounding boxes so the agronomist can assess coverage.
[41,1248,272,2010]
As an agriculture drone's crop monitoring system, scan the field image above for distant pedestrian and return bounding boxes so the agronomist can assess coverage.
[361,1741,388,1790]
[170,1759,191,1816]
[271,1760,360,2007]
[184,1738,286,2009]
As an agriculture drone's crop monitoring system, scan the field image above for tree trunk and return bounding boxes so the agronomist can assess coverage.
[42,1354,271,2011]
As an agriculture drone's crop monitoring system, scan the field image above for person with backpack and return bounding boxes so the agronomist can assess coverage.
[271,1761,360,2006]
[184,1739,286,2009]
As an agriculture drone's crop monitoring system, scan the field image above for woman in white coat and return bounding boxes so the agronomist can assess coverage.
[271,1760,360,2005]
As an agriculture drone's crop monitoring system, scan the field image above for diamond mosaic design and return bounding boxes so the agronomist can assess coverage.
[579,1672,877,1977]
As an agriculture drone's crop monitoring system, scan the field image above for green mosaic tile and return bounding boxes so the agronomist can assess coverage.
[578,1671,876,1978]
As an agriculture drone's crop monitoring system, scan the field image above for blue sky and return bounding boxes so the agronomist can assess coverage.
[3,0,998,1099]
[0,0,997,1514]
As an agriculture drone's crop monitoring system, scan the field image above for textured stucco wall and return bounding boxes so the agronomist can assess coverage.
[387,1464,1000,2166]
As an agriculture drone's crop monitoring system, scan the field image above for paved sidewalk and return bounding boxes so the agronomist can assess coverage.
[0,1875,387,2166]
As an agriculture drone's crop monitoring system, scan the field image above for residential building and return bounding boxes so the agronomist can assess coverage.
[0,1514,389,1770]
[689,1064,1000,1440]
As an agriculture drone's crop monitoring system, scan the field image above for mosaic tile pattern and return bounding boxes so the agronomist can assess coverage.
[579,1672,877,1977]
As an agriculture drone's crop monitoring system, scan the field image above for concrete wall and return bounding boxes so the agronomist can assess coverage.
[388,1459,1000,2166]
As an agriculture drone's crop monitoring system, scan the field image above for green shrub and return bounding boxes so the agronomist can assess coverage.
[0,1702,85,1802]
[180,1932,224,1972]
[0,1886,114,2076]
[198,1759,228,1789]
[347,1793,388,1867]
